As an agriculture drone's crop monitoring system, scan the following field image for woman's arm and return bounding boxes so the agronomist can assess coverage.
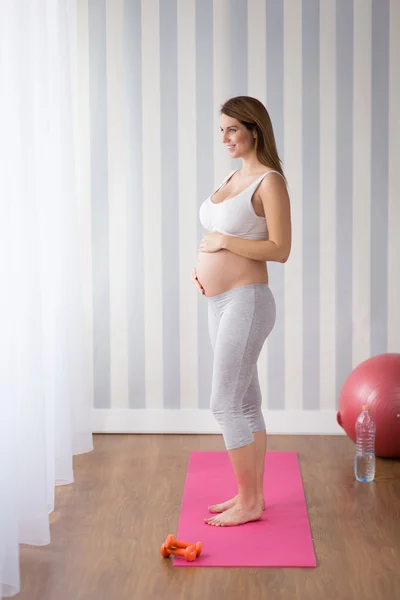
[222,173,292,263]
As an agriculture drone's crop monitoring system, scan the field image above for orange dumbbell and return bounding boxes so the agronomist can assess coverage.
[160,543,197,562]
[164,534,203,557]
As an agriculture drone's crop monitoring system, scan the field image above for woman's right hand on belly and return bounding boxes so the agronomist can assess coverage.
[191,267,205,295]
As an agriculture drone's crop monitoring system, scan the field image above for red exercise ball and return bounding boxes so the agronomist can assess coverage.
[337,353,400,458]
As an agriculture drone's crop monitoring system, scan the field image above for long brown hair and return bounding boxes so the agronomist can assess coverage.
[220,96,286,183]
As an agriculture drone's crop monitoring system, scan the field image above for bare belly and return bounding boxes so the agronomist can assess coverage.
[196,250,268,297]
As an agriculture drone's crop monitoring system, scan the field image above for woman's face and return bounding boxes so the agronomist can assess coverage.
[220,114,255,159]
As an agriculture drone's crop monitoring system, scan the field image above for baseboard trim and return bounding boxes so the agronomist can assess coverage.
[92,409,345,435]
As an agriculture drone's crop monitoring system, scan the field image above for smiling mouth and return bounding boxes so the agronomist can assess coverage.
[226,145,235,150]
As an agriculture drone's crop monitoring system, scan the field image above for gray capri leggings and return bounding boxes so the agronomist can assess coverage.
[207,283,276,451]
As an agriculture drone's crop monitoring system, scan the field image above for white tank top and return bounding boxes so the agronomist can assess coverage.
[199,169,284,241]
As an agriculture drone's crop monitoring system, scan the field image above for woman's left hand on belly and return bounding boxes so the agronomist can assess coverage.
[199,232,225,253]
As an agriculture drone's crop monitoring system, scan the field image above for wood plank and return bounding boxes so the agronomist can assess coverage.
[18,434,400,600]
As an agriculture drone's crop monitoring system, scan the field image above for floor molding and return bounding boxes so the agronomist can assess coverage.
[92,409,345,435]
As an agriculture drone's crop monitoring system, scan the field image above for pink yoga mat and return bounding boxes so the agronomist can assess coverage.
[173,451,316,567]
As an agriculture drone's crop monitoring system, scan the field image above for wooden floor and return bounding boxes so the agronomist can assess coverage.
[18,434,400,600]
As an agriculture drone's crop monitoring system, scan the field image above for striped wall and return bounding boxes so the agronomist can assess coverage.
[74,0,400,434]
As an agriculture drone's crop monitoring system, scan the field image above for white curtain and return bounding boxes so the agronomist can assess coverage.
[0,1,93,597]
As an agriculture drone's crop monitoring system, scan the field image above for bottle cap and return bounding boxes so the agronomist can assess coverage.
[362,404,369,410]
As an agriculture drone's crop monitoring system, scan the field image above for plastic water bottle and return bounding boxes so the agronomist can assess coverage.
[354,404,376,482]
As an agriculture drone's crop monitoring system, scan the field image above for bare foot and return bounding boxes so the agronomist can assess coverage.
[204,502,263,527]
[208,494,266,513]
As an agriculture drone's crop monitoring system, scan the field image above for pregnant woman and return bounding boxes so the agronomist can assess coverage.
[192,96,291,527]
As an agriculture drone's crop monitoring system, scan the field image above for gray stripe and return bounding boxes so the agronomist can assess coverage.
[160,0,180,408]
[88,0,110,408]
[370,0,389,356]
[266,0,284,409]
[230,0,248,96]
[230,0,248,172]
[336,0,353,403]
[125,0,145,408]
[196,0,214,409]
[230,0,247,96]
[302,0,320,410]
